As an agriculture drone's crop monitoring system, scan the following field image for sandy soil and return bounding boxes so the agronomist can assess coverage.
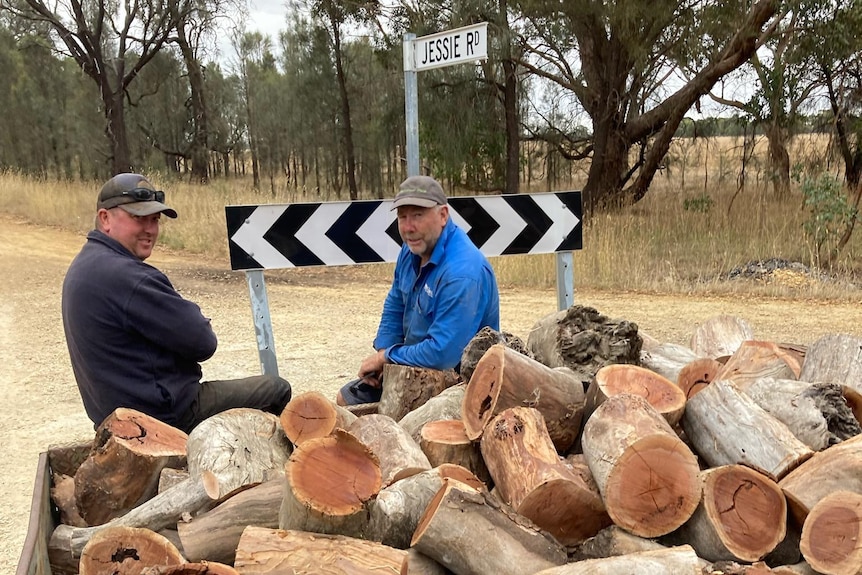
[2,215,861,572]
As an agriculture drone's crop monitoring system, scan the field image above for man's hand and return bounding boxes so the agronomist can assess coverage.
[358,349,386,387]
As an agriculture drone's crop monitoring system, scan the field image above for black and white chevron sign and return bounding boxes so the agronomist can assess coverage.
[225,191,582,270]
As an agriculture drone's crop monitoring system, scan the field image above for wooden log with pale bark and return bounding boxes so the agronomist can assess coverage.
[570,525,668,561]
[234,526,407,574]
[279,428,380,538]
[411,478,567,575]
[141,563,240,575]
[533,545,702,575]
[480,406,610,546]
[279,390,357,445]
[158,468,190,494]
[400,549,448,575]
[347,413,431,486]
[419,419,489,484]
[713,340,801,391]
[799,490,862,575]
[683,379,813,481]
[79,526,184,575]
[398,384,466,444]
[800,334,862,394]
[462,344,585,453]
[690,314,754,359]
[586,364,687,425]
[640,343,701,385]
[581,394,701,537]
[74,408,188,526]
[378,364,460,422]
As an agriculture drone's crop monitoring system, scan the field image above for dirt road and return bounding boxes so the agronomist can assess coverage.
[1,216,860,572]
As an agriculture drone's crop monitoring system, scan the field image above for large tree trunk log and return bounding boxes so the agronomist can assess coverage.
[419,419,490,485]
[582,394,701,537]
[800,334,862,395]
[480,406,610,545]
[640,343,700,384]
[689,314,754,359]
[186,408,292,498]
[713,340,801,391]
[279,428,380,538]
[533,545,702,575]
[460,326,532,383]
[348,413,431,486]
[279,391,357,445]
[234,526,406,574]
[398,384,466,443]
[586,364,686,425]
[400,549,448,575]
[677,357,723,399]
[79,526,184,575]
[177,478,282,564]
[462,344,585,452]
[746,379,861,451]
[158,468,190,494]
[799,490,862,575]
[676,465,786,562]
[779,433,862,526]
[411,478,567,575]
[74,408,188,526]
[526,305,642,389]
[571,525,668,561]
[378,364,459,421]
[683,379,813,481]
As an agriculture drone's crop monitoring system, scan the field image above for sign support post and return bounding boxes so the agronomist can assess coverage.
[403,32,420,177]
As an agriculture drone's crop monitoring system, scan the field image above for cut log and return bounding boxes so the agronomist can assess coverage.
[79,526,184,575]
[158,468,189,494]
[177,478,282,564]
[571,525,668,561]
[344,402,379,416]
[581,393,701,537]
[186,408,292,498]
[799,490,862,575]
[746,379,861,451]
[462,344,585,452]
[682,379,813,481]
[398,384,466,443]
[74,408,188,526]
[779,433,862,526]
[480,406,610,545]
[800,334,862,395]
[279,428,380,538]
[586,364,687,425]
[677,357,723,399]
[141,563,239,575]
[400,549,447,575]
[677,465,786,562]
[640,343,700,384]
[411,478,567,575]
[713,340,800,391]
[460,326,532,383]
[348,413,431,486]
[51,472,86,527]
[532,545,702,575]
[378,363,460,421]
[526,305,642,389]
[419,419,489,484]
[690,314,754,359]
[234,526,406,574]
[279,390,357,445]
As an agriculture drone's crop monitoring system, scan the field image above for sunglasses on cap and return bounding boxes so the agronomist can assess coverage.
[106,188,166,203]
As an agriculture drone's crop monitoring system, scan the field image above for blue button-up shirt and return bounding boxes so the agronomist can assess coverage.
[374,217,500,370]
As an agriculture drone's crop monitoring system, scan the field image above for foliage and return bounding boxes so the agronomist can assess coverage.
[682,194,714,214]
[796,171,856,265]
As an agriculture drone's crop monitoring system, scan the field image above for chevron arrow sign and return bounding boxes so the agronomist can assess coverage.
[225,191,582,270]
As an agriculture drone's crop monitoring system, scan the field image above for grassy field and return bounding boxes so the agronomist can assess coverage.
[1,135,859,300]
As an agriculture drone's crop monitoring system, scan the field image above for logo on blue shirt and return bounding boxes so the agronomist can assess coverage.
[424,284,434,298]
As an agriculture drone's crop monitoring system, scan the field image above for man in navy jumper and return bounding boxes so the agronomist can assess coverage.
[336,175,500,406]
[62,173,291,432]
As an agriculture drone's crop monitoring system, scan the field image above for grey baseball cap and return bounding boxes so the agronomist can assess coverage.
[391,175,448,210]
[97,173,177,218]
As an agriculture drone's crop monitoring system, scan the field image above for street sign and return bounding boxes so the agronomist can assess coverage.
[226,191,582,271]
[406,22,488,72]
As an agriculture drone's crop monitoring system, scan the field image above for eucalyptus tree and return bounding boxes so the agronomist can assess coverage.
[205,63,246,176]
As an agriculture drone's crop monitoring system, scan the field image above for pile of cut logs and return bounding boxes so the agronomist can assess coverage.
[43,306,862,575]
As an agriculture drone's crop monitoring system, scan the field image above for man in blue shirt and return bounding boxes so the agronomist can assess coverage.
[336,175,500,405]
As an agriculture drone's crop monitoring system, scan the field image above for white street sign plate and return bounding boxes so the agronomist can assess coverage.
[407,22,488,72]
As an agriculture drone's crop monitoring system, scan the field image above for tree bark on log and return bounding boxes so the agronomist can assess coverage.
[419,419,489,485]
[570,525,668,561]
[640,343,701,385]
[480,407,610,545]
[52,473,87,527]
[348,413,431,486]
[74,408,188,526]
[411,478,567,575]
[779,433,862,526]
[378,364,459,421]
[398,384,466,443]
[158,468,190,494]
[586,364,687,425]
[187,408,292,498]
[799,490,862,575]
[177,478,282,564]
[689,314,754,359]
[79,526,184,575]
[460,326,532,384]
[677,357,723,399]
[279,391,357,446]
[713,340,801,391]
[234,526,406,574]
[279,428,380,538]
[462,344,585,453]
[683,379,813,481]
[676,465,786,562]
[799,334,862,395]
[400,548,448,575]
[582,394,701,537]
[532,545,702,575]
[141,563,240,575]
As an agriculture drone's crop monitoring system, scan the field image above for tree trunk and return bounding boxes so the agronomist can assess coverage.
[328,10,358,201]
[174,20,209,183]
[532,545,702,575]
[79,526,184,575]
[398,383,466,443]
[570,525,668,561]
[586,364,686,425]
[713,340,801,391]
[347,413,431,487]
[279,390,357,446]
[799,334,862,395]
[401,549,447,575]
[640,342,700,385]
[419,419,490,484]
[378,364,459,422]
[764,121,791,199]
[105,86,134,174]
[799,490,862,575]
[689,314,754,360]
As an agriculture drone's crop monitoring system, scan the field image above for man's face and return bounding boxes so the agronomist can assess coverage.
[397,204,448,264]
[99,208,162,260]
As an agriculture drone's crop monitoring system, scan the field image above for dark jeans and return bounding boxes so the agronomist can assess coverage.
[178,374,292,433]
[339,377,383,405]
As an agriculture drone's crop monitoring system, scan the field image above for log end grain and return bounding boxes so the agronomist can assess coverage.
[461,344,505,441]
[279,390,339,445]
[595,364,687,425]
[800,490,862,575]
